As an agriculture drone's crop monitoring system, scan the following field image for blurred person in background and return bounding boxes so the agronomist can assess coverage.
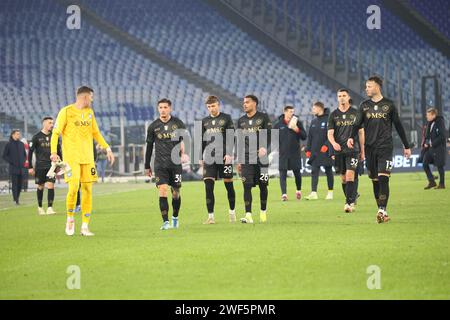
[96,143,108,183]
[422,108,447,189]
[2,129,27,205]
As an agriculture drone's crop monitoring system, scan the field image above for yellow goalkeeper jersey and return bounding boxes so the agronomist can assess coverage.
[51,104,109,164]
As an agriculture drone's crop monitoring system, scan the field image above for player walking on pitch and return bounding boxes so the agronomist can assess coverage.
[51,86,115,236]
[200,96,237,224]
[145,99,187,230]
[273,106,307,201]
[237,95,272,224]
[305,102,334,200]
[348,76,411,223]
[28,117,62,215]
[327,89,364,213]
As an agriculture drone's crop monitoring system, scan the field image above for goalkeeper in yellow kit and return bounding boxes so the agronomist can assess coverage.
[51,86,114,236]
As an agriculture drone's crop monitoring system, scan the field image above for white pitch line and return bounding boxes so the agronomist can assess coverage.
[0,188,148,211]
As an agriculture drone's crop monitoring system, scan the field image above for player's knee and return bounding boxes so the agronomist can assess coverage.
[46,183,54,189]
[158,184,168,196]
[80,182,90,190]
[243,183,253,191]
[67,187,78,198]
[37,184,45,190]
[171,187,180,199]
[204,179,214,192]
[68,180,79,191]
[159,190,168,198]
[340,175,346,183]
[345,171,355,182]
[259,183,268,192]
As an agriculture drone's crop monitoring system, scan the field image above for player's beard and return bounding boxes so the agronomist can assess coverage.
[245,106,255,115]
[85,97,93,108]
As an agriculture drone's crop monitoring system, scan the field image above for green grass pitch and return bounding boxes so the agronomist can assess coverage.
[0,172,449,299]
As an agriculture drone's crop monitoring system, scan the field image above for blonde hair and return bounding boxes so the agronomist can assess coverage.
[426,107,438,116]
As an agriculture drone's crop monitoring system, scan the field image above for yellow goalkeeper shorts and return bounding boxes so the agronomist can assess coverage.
[64,162,98,183]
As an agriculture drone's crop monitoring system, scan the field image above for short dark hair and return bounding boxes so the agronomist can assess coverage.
[337,88,349,94]
[284,105,294,112]
[245,94,259,106]
[367,75,383,88]
[426,107,438,116]
[42,116,53,122]
[205,95,220,105]
[337,88,353,105]
[76,86,94,95]
[158,98,172,106]
[10,129,20,139]
[313,101,324,109]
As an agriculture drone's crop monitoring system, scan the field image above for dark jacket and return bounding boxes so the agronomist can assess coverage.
[422,116,447,167]
[93,142,99,162]
[306,108,333,167]
[2,138,27,175]
[273,114,307,170]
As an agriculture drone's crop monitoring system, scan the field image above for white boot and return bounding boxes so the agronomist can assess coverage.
[305,192,318,200]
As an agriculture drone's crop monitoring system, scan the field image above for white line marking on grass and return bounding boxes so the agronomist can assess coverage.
[0,188,146,211]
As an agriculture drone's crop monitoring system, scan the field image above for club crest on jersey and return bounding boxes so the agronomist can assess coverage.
[212,120,216,125]
[343,115,346,119]
[89,114,92,119]
[374,105,378,111]
[249,120,253,125]
[321,122,326,127]
[164,125,168,131]
[46,137,49,141]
